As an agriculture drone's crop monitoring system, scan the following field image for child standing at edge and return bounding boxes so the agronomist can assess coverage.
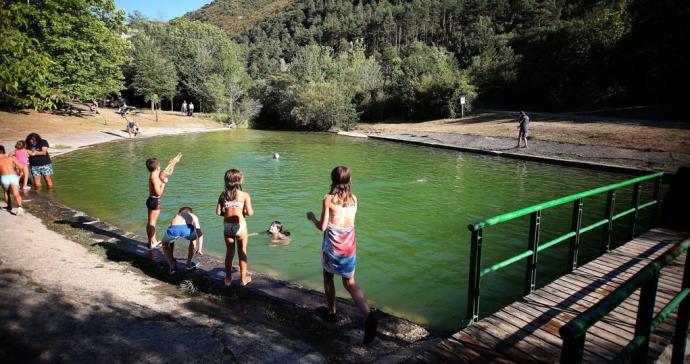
[0,145,24,215]
[306,165,378,345]
[145,157,178,249]
[216,169,253,286]
[9,141,30,190]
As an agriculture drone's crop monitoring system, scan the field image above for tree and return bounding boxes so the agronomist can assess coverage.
[0,0,128,109]
[129,33,177,121]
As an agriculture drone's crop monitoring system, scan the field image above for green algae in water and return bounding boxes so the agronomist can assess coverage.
[49,130,649,331]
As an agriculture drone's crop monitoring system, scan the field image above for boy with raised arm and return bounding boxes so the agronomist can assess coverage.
[145,154,181,249]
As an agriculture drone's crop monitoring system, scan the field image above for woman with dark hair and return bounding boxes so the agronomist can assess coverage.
[306,165,378,345]
[25,132,54,189]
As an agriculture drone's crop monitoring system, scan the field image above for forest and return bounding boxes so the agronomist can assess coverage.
[1,0,688,130]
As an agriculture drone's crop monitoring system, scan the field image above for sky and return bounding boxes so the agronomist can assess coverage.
[115,0,212,22]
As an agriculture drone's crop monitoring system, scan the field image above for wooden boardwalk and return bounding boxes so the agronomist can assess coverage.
[412,228,689,363]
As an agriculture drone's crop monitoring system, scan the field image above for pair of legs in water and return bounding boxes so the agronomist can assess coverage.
[323,269,377,344]
[224,223,251,286]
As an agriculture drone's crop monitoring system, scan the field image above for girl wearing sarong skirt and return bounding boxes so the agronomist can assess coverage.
[307,165,378,344]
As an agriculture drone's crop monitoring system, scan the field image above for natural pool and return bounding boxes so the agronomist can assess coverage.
[50,130,654,331]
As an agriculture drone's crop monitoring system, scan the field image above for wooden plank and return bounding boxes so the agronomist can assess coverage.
[416,229,688,363]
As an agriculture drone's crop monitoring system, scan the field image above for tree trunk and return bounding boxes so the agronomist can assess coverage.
[170,98,173,112]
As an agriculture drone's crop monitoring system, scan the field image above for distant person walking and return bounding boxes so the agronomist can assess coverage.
[181,100,187,115]
[188,102,194,117]
[516,111,530,148]
[306,165,378,345]
[25,133,54,189]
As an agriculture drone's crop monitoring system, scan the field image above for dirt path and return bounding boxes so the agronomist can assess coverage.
[357,112,690,173]
[358,112,690,155]
[0,209,327,363]
[0,109,225,157]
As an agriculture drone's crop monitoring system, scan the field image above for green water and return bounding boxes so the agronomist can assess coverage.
[49,130,652,331]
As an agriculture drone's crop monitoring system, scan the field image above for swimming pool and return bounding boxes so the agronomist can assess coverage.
[50,130,648,330]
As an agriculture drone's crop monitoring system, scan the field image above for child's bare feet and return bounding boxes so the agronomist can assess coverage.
[224,276,232,286]
[241,276,252,286]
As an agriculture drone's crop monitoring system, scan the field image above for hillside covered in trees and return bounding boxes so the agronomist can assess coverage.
[188,0,688,114]
[2,0,687,131]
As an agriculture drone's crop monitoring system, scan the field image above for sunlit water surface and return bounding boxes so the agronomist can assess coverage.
[50,130,652,330]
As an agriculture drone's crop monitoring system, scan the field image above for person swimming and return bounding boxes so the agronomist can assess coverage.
[267,221,290,241]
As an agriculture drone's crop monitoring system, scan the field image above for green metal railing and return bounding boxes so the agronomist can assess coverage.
[465,172,663,325]
[560,237,690,364]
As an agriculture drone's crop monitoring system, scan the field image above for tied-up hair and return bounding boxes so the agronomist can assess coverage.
[223,169,243,202]
[330,165,355,207]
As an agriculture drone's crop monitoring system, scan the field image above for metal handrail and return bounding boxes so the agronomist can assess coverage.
[465,172,664,326]
[560,238,690,364]
[468,172,663,231]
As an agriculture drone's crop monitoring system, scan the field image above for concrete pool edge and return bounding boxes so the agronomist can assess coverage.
[366,134,671,175]
[22,191,442,348]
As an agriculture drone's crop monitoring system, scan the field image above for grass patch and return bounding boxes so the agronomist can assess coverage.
[179,279,201,296]
[52,144,72,149]
[48,221,100,252]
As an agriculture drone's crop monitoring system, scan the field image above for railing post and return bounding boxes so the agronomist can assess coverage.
[560,331,585,364]
[525,211,541,296]
[632,273,659,364]
[601,190,616,254]
[466,228,483,326]
[568,198,584,272]
[651,176,661,227]
[630,182,641,240]
[672,250,690,364]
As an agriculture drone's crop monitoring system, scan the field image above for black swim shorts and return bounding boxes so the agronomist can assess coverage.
[146,196,161,211]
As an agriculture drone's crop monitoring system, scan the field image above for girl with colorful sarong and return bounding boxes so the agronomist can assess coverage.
[216,169,254,286]
[307,165,378,345]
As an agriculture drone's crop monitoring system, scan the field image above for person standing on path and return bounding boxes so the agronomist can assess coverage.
[0,145,24,215]
[516,111,530,148]
[188,102,194,117]
[181,100,187,116]
[25,133,54,189]
[306,165,378,345]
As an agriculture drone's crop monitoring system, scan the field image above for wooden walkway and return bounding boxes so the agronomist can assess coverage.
[412,228,689,363]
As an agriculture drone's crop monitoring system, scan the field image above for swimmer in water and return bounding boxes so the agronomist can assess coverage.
[272,153,280,160]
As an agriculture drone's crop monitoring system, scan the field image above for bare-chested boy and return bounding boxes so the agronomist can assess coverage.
[161,207,204,274]
[145,157,178,249]
[0,145,24,215]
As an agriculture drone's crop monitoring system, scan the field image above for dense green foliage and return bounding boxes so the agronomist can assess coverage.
[0,0,128,109]
[126,18,258,125]
[223,0,688,113]
[3,0,687,130]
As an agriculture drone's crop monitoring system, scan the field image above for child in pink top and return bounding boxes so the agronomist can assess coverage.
[9,140,30,190]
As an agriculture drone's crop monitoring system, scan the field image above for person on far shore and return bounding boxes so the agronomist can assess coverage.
[516,111,530,148]
[306,165,378,345]
[25,132,53,189]
[145,157,178,249]
[0,145,24,215]
[181,100,187,116]
[123,113,140,138]
[216,169,253,286]
[161,207,204,274]
[188,102,194,117]
[9,141,31,190]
